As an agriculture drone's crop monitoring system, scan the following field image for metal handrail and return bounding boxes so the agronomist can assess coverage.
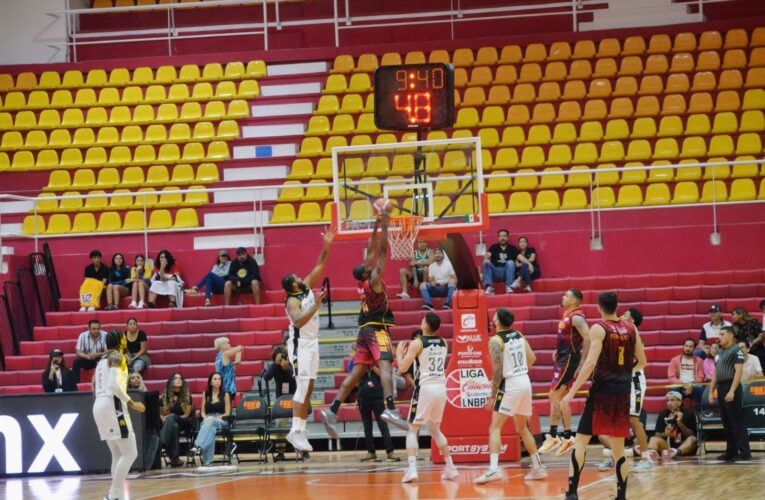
[321,276,333,329]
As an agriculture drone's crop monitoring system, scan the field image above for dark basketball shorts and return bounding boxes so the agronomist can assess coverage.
[577,381,631,438]
[354,324,393,365]
[550,352,581,391]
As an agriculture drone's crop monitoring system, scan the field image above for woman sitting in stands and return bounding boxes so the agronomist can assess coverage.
[148,250,184,308]
[190,372,232,467]
[42,348,77,393]
[128,372,148,391]
[129,254,152,309]
[186,250,231,307]
[732,307,764,342]
[160,372,193,468]
[106,253,132,310]
[127,371,162,471]
[125,317,151,374]
[702,342,719,382]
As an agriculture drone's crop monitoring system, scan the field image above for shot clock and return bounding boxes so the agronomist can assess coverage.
[373,63,455,131]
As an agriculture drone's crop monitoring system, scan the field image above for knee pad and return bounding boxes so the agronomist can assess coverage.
[406,430,418,449]
[293,377,309,403]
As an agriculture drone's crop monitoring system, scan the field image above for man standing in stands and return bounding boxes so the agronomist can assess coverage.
[539,289,589,456]
[482,229,518,295]
[709,326,750,462]
[696,305,730,358]
[224,247,261,305]
[73,319,108,383]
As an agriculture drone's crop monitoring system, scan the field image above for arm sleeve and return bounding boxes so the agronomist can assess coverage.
[108,366,131,403]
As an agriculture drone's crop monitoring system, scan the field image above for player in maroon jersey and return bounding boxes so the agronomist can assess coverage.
[561,291,646,500]
[539,289,590,456]
[321,211,407,438]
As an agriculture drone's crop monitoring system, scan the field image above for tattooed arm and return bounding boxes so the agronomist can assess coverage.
[489,336,504,399]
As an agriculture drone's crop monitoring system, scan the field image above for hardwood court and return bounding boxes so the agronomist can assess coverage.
[3,450,762,500]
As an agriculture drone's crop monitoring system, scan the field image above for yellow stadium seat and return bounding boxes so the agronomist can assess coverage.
[21,215,46,235]
[736,133,762,155]
[169,164,195,185]
[718,69,742,90]
[499,45,522,64]
[453,48,474,67]
[29,91,52,109]
[538,167,564,189]
[546,144,571,166]
[568,61,592,82]
[179,143,203,162]
[316,95,339,115]
[727,156,757,179]
[121,211,145,231]
[678,136,706,158]
[510,83,534,104]
[486,193,506,214]
[587,78,611,99]
[193,163,218,184]
[297,137,323,158]
[96,167,120,189]
[507,192,532,212]
[722,49,747,69]
[25,130,47,149]
[629,117,656,139]
[573,143,598,164]
[348,74,371,92]
[324,136,348,155]
[465,67,491,88]
[690,71,715,92]
[637,75,662,96]
[652,138,678,159]
[671,32,696,52]
[45,214,71,235]
[323,74,347,94]
[518,63,542,83]
[532,190,559,212]
[700,180,728,202]
[2,92,25,110]
[635,96,660,117]
[1,132,22,150]
[494,148,519,169]
[148,210,173,230]
[542,62,566,82]
[528,103,553,124]
[216,120,239,140]
[493,65,517,85]
[593,58,617,78]
[594,164,619,185]
[145,165,170,186]
[698,30,722,50]
[352,113,375,134]
[714,90,740,112]
[44,170,71,191]
[742,89,765,110]
[667,52,692,73]
[597,38,621,57]
[134,188,157,209]
[621,56,645,76]
[669,182,699,204]
[173,208,199,229]
[84,190,108,212]
[403,51,425,65]
[567,166,591,188]
[475,106,500,127]
[583,100,607,120]
[497,126,523,147]
[621,35,645,55]
[108,189,132,210]
[119,125,143,144]
[729,178,756,201]
[519,146,545,168]
[616,185,644,208]
[35,150,59,169]
[513,169,538,190]
[463,87,487,106]
[14,72,37,90]
[477,128,499,149]
[337,93,362,114]
[577,121,603,142]
[119,166,143,188]
[608,77,635,97]
[305,116,329,136]
[378,52,401,66]
[49,129,71,147]
[661,94,686,116]
[243,60,266,79]
[560,189,587,210]
[551,123,576,144]
[641,183,670,206]
[590,187,615,208]
[609,97,634,119]
[97,87,120,106]
[225,100,249,119]
[604,120,629,140]
[453,68,468,88]
[599,141,625,162]
[349,53,375,73]
[625,140,651,161]
[753,27,765,47]
[95,212,120,232]
[304,180,331,201]
[572,39,595,59]
[646,160,674,183]
[109,106,132,125]
[200,63,223,83]
[682,114,708,136]
[484,85,509,106]
[34,193,58,213]
[463,46,493,67]
[708,135,734,157]
[746,68,765,88]
[723,28,747,48]
[58,148,82,168]
[70,213,96,233]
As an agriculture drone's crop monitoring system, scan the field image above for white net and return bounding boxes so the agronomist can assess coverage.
[387,216,423,260]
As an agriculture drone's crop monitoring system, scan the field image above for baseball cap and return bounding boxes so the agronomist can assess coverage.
[709,304,722,313]
[218,249,230,257]
[236,246,247,254]
[666,390,683,401]
[49,348,63,358]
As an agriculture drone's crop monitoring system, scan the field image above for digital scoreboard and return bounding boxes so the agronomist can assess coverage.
[373,63,455,131]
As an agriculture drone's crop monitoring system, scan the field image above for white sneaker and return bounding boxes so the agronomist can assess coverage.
[129,301,137,309]
[441,464,459,481]
[538,434,562,454]
[597,457,614,471]
[631,459,654,473]
[137,301,145,309]
[554,437,576,456]
[287,430,314,452]
[524,466,547,480]
[396,292,410,299]
[79,306,86,312]
[402,468,418,483]
[286,430,302,451]
[485,286,495,295]
[510,278,522,289]
[525,285,532,293]
[87,306,95,312]
[380,408,408,431]
[474,468,504,484]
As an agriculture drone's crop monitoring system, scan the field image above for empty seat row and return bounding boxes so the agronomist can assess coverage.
[43,163,219,191]
[329,29,765,73]
[0,60,266,91]
[93,0,209,7]
[0,80,259,111]
[0,120,239,151]
[34,186,209,213]
[21,208,199,235]
[315,93,374,115]
[453,90,764,126]
[306,113,380,136]
[0,100,248,131]
[1,141,229,171]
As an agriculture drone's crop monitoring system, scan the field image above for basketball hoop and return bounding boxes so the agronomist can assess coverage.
[387,215,423,260]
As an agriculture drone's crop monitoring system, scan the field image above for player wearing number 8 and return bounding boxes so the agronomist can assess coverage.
[475,308,547,484]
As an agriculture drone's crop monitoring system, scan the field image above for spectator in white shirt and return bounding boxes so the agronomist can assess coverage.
[420,248,456,311]
[695,304,731,359]
[738,339,763,383]
[72,319,108,383]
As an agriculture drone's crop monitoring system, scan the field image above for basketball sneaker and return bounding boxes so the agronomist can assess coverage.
[396,292,410,299]
[485,286,495,295]
[360,452,378,462]
[597,457,614,471]
[524,466,548,480]
[402,468,418,483]
[538,434,562,454]
[287,429,313,452]
[381,408,408,430]
[555,436,576,456]
[441,464,459,481]
[631,458,654,473]
[320,409,339,439]
[510,278,522,289]
[474,468,504,484]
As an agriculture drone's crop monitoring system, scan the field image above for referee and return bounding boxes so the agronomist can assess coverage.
[708,326,751,461]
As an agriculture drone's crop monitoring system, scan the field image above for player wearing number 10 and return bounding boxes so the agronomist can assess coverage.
[475,308,547,484]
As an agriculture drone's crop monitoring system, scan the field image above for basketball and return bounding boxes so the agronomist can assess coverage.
[373,197,394,215]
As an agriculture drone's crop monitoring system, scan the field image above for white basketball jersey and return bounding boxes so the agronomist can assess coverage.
[286,288,320,340]
[415,335,447,386]
[496,329,529,378]
[94,354,127,399]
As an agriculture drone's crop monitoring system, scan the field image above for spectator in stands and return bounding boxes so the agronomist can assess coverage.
[214,337,243,401]
[128,254,152,309]
[128,372,148,391]
[105,253,131,310]
[186,250,231,306]
[420,248,457,311]
[358,366,400,463]
[72,319,107,383]
[396,239,432,299]
[79,250,110,312]
[695,304,731,359]
[262,346,296,398]
[513,236,540,293]
[702,342,719,381]
[668,338,705,399]
[125,317,151,374]
[482,229,518,295]
[738,339,763,383]
[160,372,193,468]
[148,250,184,308]
[646,391,697,462]
[224,247,261,305]
[190,372,231,467]
[731,307,763,342]
[42,348,77,393]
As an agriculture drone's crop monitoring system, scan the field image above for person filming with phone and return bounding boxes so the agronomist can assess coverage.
[42,348,78,393]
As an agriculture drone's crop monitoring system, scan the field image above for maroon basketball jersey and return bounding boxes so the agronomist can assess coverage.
[357,279,394,326]
[556,308,585,355]
[593,319,636,384]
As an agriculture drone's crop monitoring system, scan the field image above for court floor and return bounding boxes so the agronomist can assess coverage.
[2,450,762,500]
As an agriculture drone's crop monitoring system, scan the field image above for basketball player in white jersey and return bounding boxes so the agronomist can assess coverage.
[93,329,145,500]
[475,307,547,484]
[281,228,335,452]
[395,312,458,483]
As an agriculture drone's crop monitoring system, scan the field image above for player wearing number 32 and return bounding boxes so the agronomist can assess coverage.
[395,312,458,484]
[475,307,547,484]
